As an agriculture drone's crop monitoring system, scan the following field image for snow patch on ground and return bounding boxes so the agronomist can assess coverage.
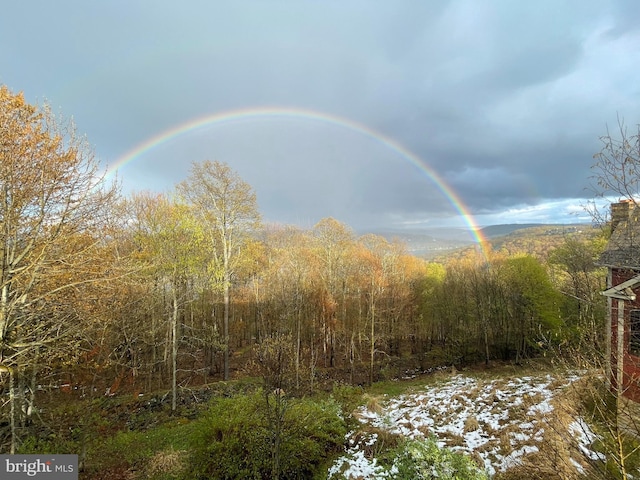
[328,450,394,479]
[329,372,601,478]
[569,419,606,462]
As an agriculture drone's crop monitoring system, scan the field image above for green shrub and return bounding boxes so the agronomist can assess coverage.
[390,437,488,480]
[331,383,365,412]
[329,436,488,480]
[17,434,80,455]
[189,391,347,479]
[85,419,194,477]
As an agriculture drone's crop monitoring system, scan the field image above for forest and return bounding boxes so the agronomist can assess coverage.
[0,85,618,477]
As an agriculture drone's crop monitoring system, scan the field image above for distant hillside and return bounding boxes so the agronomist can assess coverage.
[479,223,591,239]
[488,223,598,258]
[433,223,600,262]
[369,230,474,257]
[480,223,547,238]
[365,223,599,260]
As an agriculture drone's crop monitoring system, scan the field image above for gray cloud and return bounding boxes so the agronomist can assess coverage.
[2,0,640,230]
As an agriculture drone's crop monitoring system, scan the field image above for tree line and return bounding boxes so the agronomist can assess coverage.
[0,85,608,453]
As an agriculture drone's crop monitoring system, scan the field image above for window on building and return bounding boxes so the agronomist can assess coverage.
[630,310,640,357]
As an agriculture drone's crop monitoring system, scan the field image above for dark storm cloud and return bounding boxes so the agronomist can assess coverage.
[2,1,640,229]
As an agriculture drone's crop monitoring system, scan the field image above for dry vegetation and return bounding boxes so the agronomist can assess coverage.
[334,365,610,479]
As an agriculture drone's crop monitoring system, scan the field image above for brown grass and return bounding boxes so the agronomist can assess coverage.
[464,415,480,432]
[145,447,187,477]
[501,383,598,480]
[450,393,468,410]
[498,430,513,455]
[350,427,402,458]
[522,391,545,408]
[443,432,466,447]
[494,461,566,480]
[363,394,384,414]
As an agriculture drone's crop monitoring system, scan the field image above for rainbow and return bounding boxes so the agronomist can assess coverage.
[107,107,490,258]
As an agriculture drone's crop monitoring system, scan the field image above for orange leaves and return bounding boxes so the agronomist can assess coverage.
[0,83,119,372]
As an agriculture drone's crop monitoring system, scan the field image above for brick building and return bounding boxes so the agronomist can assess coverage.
[600,200,640,401]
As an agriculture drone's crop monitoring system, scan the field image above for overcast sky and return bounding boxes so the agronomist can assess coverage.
[2,1,640,231]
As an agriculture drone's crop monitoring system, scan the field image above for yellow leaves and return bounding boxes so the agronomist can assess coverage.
[425,261,446,283]
[0,83,120,370]
[125,192,210,280]
[177,160,261,237]
[251,218,427,307]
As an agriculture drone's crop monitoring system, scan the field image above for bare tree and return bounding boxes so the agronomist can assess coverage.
[255,334,294,480]
[575,118,640,478]
[0,86,118,452]
[125,192,207,411]
[178,161,261,380]
[592,119,640,203]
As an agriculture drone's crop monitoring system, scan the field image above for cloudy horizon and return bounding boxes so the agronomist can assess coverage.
[2,1,639,232]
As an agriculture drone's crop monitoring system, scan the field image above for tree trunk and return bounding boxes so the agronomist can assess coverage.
[9,365,16,454]
[223,274,230,381]
[310,322,316,392]
[0,282,9,350]
[483,316,490,366]
[605,270,613,390]
[616,299,625,406]
[370,299,376,385]
[270,392,285,480]
[26,348,40,425]
[349,332,355,385]
[295,306,301,390]
[171,290,178,412]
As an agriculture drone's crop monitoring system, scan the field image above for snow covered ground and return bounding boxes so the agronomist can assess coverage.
[328,371,603,478]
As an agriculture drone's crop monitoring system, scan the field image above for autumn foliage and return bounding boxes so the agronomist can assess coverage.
[0,84,609,458]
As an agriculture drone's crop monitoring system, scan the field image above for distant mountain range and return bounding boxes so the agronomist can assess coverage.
[367,223,592,257]
[478,223,590,239]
